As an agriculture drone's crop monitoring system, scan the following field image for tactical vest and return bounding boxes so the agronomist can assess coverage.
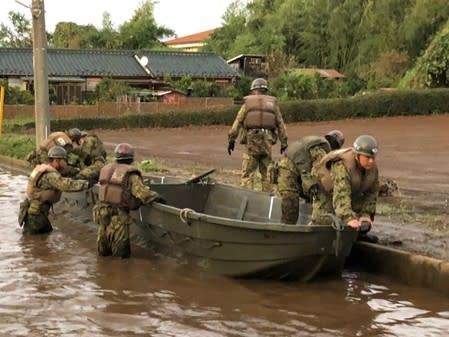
[98,163,142,210]
[40,132,72,151]
[315,148,378,193]
[26,164,62,203]
[285,136,331,174]
[243,95,277,130]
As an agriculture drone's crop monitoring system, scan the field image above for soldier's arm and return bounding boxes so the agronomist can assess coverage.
[41,171,88,192]
[228,105,246,142]
[129,174,161,204]
[359,169,379,219]
[274,105,288,147]
[330,161,354,223]
[301,147,327,193]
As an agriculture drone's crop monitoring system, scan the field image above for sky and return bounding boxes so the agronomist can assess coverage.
[1,0,238,37]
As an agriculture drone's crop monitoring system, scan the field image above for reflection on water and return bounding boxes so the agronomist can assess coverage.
[0,166,448,337]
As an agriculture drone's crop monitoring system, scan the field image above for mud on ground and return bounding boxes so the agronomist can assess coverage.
[95,114,449,261]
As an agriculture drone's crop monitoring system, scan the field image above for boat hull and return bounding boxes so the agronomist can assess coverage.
[55,179,358,281]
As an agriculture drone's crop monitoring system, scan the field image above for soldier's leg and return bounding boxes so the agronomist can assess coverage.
[23,201,52,234]
[96,206,112,256]
[110,211,132,258]
[97,223,111,256]
[277,158,300,224]
[241,153,258,190]
[23,213,52,234]
[311,190,334,226]
[259,154,273,193]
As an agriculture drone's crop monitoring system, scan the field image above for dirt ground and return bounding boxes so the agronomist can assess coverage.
[95,114,449,261]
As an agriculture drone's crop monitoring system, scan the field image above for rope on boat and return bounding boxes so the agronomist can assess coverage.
[179,208,195,225]
[324,213,345,257]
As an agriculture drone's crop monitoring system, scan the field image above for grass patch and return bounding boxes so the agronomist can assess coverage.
[0,133,35,159]
[138,159,166,173]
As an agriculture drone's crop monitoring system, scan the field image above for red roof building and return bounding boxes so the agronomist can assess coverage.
[165,29,216,52]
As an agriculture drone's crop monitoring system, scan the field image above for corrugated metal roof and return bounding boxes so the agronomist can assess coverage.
[0,48,239,80]
[0,48,148,77]
[138,50,239,79]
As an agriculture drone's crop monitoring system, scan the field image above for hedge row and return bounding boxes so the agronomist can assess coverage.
[17,89,449,131]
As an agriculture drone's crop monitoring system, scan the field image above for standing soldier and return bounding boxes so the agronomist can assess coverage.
[311,135,380,242]
[18,146,89,235]
[95,143,163,258]
[75,130,107,185]
[277,130,344,224]
[227,78,288,192]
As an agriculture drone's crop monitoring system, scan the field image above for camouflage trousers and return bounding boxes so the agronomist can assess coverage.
[97,207,132,258]
[276,158,300,224]
[22,200,52,235]
[241,152,272,192]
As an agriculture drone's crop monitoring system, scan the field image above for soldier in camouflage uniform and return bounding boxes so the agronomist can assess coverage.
[276,130,344,224]
[18,146,89,235]
[74,131,107,185]
[311,135,379,241]
[95,143,162,258]
[25,128,83,177]
[227,78,288,192]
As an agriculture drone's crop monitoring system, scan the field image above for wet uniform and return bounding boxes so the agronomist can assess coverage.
[95,163,160,258]
[21,164,88,234]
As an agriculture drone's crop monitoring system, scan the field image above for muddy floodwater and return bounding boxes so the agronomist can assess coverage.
[0,166,448,337]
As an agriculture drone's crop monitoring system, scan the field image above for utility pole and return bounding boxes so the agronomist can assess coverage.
[31,0,50,148]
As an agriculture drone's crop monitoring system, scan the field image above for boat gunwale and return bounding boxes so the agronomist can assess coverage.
[147,202,355,234]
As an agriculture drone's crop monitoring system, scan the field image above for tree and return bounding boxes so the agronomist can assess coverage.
[203,1,250,58]
[118,0,174,50]
[96,78,131,102]
[51,22,100,48]
[0,11,32,47]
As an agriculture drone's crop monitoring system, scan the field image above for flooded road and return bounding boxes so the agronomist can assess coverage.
[0,166,448,337]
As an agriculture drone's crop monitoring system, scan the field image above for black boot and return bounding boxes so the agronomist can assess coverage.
[358,233,379,244]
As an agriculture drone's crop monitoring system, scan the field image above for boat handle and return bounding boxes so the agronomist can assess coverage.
[179,208,195,225]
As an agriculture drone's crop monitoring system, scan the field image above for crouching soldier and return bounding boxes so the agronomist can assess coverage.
[94,143,163,258]
[311,135,380,242]
[75,130,107,185]
[18,146,89,235]
[25,127,83,177]
[276,130,344,224]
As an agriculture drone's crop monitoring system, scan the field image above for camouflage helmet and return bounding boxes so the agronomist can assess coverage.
[114,143,135,161]
[352,135,378,158]
[68,128,82,142]
[250,78,268,91]
[324,129,345,150]
[48,146,67,159]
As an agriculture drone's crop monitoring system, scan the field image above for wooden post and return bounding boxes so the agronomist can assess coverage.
[31,0,50,149]
[0,86,4,136]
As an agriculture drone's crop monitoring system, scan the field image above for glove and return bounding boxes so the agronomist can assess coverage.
[280,144,288,154]
[309,184,319,199]
[227,140,235,155]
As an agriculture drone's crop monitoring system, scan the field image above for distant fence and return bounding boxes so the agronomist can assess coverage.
[3,97,234,120]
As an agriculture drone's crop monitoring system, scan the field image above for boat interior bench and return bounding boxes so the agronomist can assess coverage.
[149,183,311,225]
